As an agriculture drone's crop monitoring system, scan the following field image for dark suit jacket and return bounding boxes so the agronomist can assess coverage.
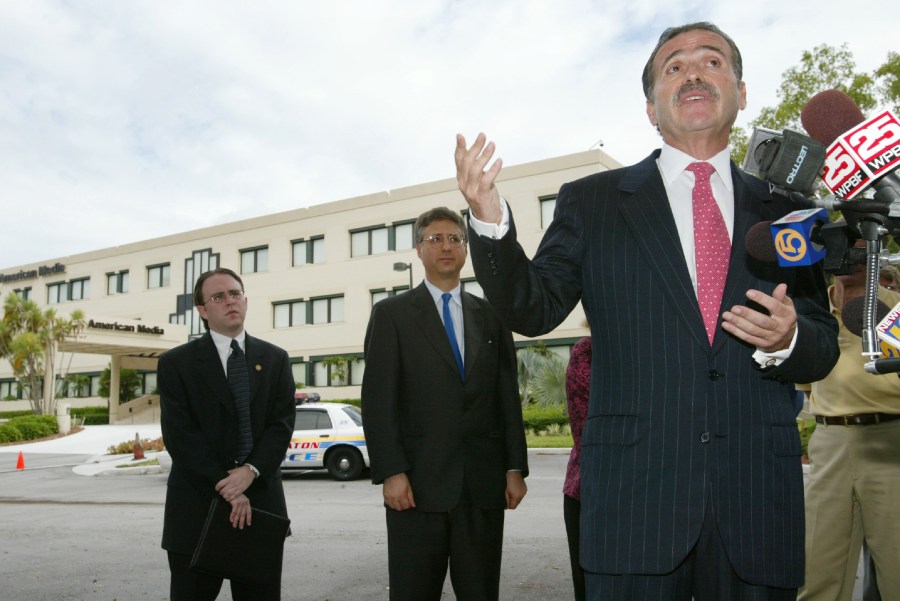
[159,331,295,555]
[361,283,528,512]
[468,151,839,588]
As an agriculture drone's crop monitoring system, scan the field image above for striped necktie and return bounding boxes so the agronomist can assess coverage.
[228,339,253,463]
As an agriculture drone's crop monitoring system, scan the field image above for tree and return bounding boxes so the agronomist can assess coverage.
[322,355,355,386]
[98,366,143,404]
[516,343,566,409]
[731,44,892,163]
[0,293,86,415]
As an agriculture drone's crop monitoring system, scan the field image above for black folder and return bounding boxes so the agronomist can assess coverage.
[190,496,291,585]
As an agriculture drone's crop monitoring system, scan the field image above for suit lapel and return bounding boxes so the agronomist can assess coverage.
[244,334,264,411]
[197,333,234,413]
[617,152,710,349]
[711,166,775,353]
[461,293,483,379]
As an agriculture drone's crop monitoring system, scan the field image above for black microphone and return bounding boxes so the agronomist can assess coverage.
[840,295,891,337]
[801,89,900,205]
[742,127,825,196]
[745,221,777,262]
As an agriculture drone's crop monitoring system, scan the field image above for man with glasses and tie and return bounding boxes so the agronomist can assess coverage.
[455,22,839,601]
[159,267,295,600]
[362,206,528,601]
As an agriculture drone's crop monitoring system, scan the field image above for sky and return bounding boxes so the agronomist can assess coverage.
[1,0,897,268]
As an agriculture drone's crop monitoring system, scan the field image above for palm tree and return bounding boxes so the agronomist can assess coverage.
[0,294,86,415]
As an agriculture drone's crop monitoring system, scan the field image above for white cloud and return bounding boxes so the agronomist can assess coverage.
[1,0,897,267]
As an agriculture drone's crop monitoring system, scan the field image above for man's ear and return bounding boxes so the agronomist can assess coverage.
[646,99,657,128]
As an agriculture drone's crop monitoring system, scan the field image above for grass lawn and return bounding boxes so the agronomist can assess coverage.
[526,433,573,448]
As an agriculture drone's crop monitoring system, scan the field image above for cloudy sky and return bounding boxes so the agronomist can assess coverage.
[1,0,896,267]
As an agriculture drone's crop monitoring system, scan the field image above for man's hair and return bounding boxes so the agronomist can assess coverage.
[414,207,466,244]
[881,265,900,287]
[641,21,743,101]
[193,267,244,331]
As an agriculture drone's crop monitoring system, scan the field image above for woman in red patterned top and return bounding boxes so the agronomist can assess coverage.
[564,335,591,601]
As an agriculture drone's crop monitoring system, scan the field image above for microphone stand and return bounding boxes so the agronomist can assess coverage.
[857,217,900,374]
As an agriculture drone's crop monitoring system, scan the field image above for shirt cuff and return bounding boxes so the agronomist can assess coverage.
[752,326,798,368]
[467,197,511,239]
[245,463,260,478]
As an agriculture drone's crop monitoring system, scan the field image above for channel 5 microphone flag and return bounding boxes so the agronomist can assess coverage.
[768,208,828,267]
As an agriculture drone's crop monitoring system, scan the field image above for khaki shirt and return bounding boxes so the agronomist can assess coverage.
[804,285,900,416]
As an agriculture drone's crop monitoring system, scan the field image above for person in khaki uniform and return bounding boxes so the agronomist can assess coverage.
[798,260,900,601]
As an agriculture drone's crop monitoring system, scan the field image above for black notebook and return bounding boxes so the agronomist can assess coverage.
[190,496,291,585]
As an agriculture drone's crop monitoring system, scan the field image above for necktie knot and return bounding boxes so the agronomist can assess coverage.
[230,339,242,356]
[686,161,715,182]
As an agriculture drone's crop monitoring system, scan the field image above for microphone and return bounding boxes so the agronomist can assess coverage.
[875,301,900,351]
[840,295,891,337]
[745,221,777,262]
[801,89,900,203]
[742,127,825,196]
[768,208,829,266]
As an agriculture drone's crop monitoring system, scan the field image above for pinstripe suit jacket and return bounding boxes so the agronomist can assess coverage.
[468,150,839,588]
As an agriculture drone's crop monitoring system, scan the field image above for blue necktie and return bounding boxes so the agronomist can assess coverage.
[228,339,253,464]
[441,293,465,380]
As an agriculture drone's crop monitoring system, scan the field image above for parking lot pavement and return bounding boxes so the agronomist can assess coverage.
[0,429,575,601]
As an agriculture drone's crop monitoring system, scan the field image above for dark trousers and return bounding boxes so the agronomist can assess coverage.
[385,490,505,601]
[167,551,281,601]
[585,498,797,601]
[564,494,586,601]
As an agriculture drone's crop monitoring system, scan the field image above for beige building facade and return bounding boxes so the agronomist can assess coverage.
[0,149,621,419]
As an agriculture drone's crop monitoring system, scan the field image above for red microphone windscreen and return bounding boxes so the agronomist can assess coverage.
[840,295,891,337]
[801,89,866,147]
[745,221,777,263]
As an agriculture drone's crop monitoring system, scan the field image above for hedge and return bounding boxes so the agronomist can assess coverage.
[0,414,58,443]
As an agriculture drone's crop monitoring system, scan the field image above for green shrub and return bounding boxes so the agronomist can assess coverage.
[0,423,23,443]
[798,420,816,457]
[0,410,37,420]
[71,406,109,425]
[12,415,57,439]
[522,405,569,434]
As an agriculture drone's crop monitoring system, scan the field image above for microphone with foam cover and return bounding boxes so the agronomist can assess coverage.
[801,89,900,201]
[745,221,777,263]
[840,295,891,337]
[801,89,866,147]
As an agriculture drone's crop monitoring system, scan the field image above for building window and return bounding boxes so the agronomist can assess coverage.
[47,278,90,304]
[69,278,90,301]
[310,354,362,387]
[371,287,409,306]
[240,246,268,274]
[148,263,171,289]
[461,278,484,299]
[13,287,31,300]
[107,270,129,295]
[291,361,307,387]
[540,195,557,229]
[292,236,325,266]
[394,221,414,250]
[351,226,389,257]
[273,300,308,328]
[312,295,344,324]
[0,380,20,400]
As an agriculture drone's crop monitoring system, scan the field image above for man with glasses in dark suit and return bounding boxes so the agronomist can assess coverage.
[159,267,295,600]
[362,206,528,601]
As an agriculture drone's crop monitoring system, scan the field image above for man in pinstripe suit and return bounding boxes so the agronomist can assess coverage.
[455,21,839,601]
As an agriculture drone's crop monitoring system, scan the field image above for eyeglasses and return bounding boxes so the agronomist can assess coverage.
[204,290,245,304]
[421,234,466,248]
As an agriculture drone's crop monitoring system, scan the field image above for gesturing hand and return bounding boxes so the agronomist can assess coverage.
[454,133,504,224]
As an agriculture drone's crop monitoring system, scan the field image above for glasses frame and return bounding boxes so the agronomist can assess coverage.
[420,234,467,248]
[203,289,245,305]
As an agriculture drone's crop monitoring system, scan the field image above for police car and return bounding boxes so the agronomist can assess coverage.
[281,402,369,480]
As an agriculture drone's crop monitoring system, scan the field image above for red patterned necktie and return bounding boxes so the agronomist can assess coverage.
[687,162,730,345]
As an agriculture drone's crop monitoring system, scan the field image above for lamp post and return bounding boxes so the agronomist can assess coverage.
[393,261,413,291]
